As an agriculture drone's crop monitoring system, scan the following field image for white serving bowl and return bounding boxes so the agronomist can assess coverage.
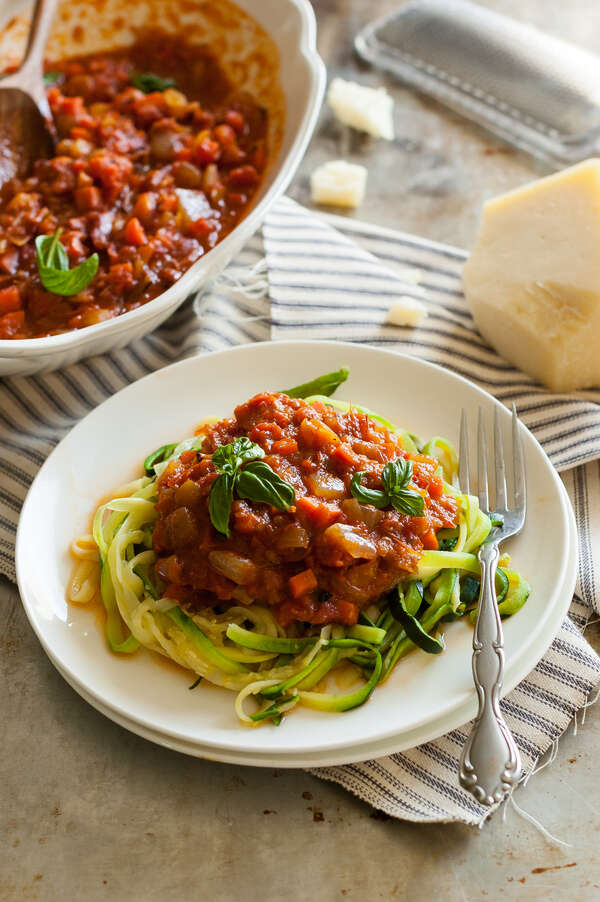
[0,0,325,376]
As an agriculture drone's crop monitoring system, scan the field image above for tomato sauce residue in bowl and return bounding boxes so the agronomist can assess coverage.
[0,30,268,339]
[153,393,458,628]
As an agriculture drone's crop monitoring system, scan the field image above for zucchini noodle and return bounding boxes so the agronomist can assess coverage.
[69,396,531,727]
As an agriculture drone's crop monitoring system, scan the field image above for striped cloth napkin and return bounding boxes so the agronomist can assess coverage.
[1,196,599,825]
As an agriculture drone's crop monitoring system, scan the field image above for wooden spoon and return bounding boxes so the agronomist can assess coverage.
[0,0,58,190]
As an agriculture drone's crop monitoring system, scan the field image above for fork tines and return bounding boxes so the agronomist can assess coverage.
[459,404,526,522]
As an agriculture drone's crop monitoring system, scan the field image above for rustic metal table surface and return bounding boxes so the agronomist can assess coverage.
[3,2,600,900]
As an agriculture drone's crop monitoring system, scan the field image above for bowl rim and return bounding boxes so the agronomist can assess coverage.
[0,0,326,358]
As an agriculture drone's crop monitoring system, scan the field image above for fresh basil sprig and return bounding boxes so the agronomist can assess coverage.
[131,72,177,93]
[283,367,349,399]
[35,229,99,296]
[213,436,264,472]
[237,461,296,510]
[350,458,425,517]
[209,437,295,537]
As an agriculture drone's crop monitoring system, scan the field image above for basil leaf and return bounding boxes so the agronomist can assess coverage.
[283,367,349,399]
[131,72,177,93]
[212,443,238,474]
[381,458,412,495]
[349,472,388,509]
[43,71,62,86]
[35,230,98,296]
[212,438,264,475]
[208,472,235,537]
[389,488,425,517]
[236,461,295,511]
[144,443,178,475]
[389,590,445,654]
[38,256,99,295]
[35,230,69,271]
[232,437,265,464]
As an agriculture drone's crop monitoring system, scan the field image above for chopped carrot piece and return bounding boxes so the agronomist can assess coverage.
[271,439,298,455]
[296,496,340,529]
[124,217,147,246]
[74,186,102,212]
[289,569,318,599]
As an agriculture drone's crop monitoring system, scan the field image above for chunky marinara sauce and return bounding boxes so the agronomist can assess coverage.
[153,394,458,628]
[0,31,267,339]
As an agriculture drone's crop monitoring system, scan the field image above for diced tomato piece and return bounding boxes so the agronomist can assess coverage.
[288,569,318,599]
[0,247,20,275]
[62,232,87,260]
[227,192,247,207]
[276,595,358,627]
[229,165,259,186]
[88,152,133,201]
[276,598,316,628]
[311,598,359,626]
[214,124,236,145]
[106,262,134,294]
[427,475,444,499]
[224,110,245,134]
[295,496,340,530]
[299,417,340,450]
[74,186,102,211]
[0,310,25,338]
[250,143,266,171]
[187,218,213,241]
[174,147,192,161]
[192,109,216,130]
[271,439,298,455]
[192,137,220,166]
[220,143,246,166]
[422,528,438,550]
[331,444,359,468]
[0,285,21,314]
[124,217,147,246]
[133,192,157,222]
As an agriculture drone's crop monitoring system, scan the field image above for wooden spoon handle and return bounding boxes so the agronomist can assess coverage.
[2,0,59,114]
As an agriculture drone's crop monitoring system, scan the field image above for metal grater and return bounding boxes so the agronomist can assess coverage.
[355,0,600,167]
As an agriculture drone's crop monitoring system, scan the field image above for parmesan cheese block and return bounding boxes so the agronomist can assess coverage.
[327,78,394,140]
[387,296,427,327]
[462,159,600,392]
[310,160,367,208]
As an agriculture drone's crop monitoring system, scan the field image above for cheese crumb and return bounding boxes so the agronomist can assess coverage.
[327,78,394,140]
[387,296,428,327]
[311,160,367,209]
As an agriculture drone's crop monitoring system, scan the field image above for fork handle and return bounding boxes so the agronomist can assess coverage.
[458,541,522,805]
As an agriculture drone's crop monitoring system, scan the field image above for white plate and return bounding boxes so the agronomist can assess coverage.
[16,341,577,765]
[41,447,578,768]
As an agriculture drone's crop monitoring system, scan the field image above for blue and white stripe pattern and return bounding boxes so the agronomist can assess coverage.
[1,196,599,824]
[263,198,600,823]
[265,198,600,472]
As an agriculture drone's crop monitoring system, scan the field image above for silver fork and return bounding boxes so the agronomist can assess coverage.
[458,404,526,806]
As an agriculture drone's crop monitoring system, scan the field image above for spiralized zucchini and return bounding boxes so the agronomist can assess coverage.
[79,399,531,726]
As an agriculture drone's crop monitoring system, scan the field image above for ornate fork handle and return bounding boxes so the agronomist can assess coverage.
[458,541,522,805]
